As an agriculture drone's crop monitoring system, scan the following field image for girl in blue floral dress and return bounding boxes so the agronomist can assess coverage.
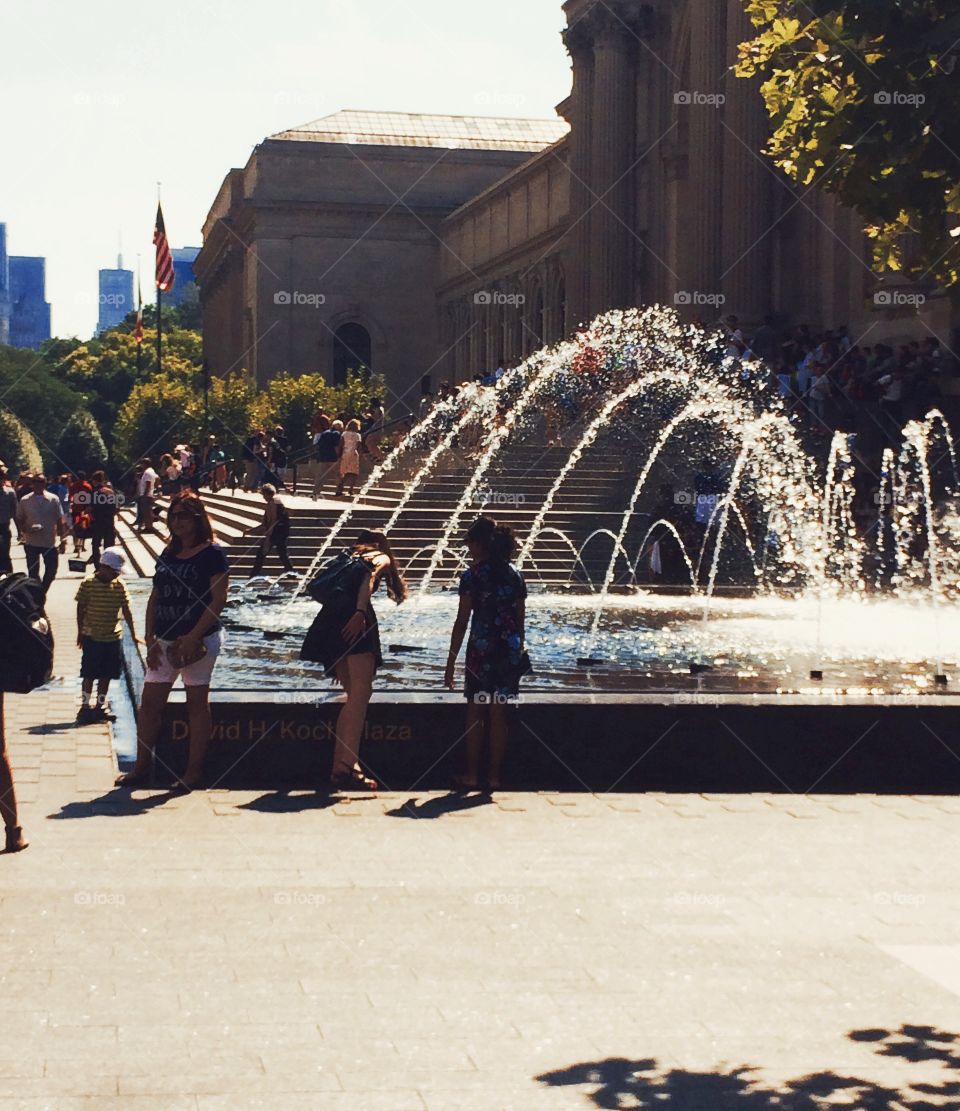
[445,516,531,792]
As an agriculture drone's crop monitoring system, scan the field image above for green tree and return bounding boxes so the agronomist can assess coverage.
[49,327,201,448]
[55,409,108,474]
[737,2,960,291]
[0,345,82,463]
[113,377,199,468]
[206,373,264,459]
[0,409,43,475]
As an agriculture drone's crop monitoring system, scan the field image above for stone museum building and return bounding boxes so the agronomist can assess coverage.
[197,0,878,405]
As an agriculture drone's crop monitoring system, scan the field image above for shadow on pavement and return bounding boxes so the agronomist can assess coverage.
[237,790,339,814]
[385,792,493,819]
[536,1025,960,1109]
[48,787,183,819]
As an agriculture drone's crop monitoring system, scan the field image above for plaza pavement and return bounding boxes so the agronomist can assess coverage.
[2,562,960,1109]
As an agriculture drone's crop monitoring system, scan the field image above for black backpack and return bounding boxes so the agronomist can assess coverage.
[306,550,371,608]
[0,573,54,693]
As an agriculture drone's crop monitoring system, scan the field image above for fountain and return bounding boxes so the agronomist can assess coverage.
[128,306,960,792]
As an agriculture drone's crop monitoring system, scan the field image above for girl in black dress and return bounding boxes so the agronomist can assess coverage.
[445,516,530,792]
[309,529,407,790]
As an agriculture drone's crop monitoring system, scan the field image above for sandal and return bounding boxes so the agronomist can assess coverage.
[115,770,151,789]
[450,776,480,794]
[329,768,378,792]
[4,826,28,854]
[171,776,205,794]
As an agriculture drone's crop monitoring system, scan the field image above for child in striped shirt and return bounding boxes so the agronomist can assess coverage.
[75,547,137,724]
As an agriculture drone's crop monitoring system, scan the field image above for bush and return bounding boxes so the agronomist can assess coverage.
[0,409,43,475]
[206,373,265,459]
[260,369,388,458]
[55,409,108,474]
[113,377,199,468]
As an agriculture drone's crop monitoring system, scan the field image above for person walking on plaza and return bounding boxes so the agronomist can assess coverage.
[69,472,93,557]
[336,419,362,497]
[88,470,119,567]
[364,398,386,463]
[242,430,268,491]
[445,516,531,793]
[75,547,137,723]
[117,494,230,792]
[136,458,158,533]
[246,484,295,577]
[0,701,26,853]
[313,419,342,499]
[16,473,68,598]
[0,465,17,575]
[310,408,331,438]
[206,436,228,492]
[301,529,407,791]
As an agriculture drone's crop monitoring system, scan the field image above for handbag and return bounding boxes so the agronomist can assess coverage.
[168,637,208,668]
[306,550,371,606]
[0,572,54,692]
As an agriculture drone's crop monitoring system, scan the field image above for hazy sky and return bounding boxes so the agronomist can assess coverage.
[2,0,571,339]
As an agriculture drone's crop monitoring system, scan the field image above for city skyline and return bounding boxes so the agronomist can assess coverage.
[1,0,570,339]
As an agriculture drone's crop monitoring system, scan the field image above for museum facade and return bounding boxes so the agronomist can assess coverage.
[197,0,883,407]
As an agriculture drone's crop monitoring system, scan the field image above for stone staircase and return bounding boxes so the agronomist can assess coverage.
[116,433,659,587]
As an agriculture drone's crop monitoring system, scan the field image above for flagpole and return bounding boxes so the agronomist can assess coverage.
[156,284,162,374]
[155,183,163,375]
[135,255,143,377]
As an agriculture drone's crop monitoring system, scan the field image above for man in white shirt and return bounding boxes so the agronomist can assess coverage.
[15,473,67,597]
[136,458,158,534]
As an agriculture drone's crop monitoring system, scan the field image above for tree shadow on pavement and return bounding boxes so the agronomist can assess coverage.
[385,792,493,819]
[536,1026,960,1109]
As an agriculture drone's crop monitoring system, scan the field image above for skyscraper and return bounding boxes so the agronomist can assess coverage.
[169,247,200,308]
[97,256,134,335]
[9,257,51,351]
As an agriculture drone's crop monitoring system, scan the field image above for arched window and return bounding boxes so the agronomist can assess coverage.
[332,323,372,385]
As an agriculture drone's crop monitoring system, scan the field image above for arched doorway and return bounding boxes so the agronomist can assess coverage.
[332,323,372,385]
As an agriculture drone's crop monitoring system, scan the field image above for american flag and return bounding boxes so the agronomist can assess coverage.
[153,203,175,292]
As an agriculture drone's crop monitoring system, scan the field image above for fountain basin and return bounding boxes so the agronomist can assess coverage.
[121,581,960,793]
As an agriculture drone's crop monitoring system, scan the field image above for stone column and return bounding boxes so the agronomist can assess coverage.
[588,13,637,318]
[686,0,726,302]
[560,19,594,330]
[721,0,772,323]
